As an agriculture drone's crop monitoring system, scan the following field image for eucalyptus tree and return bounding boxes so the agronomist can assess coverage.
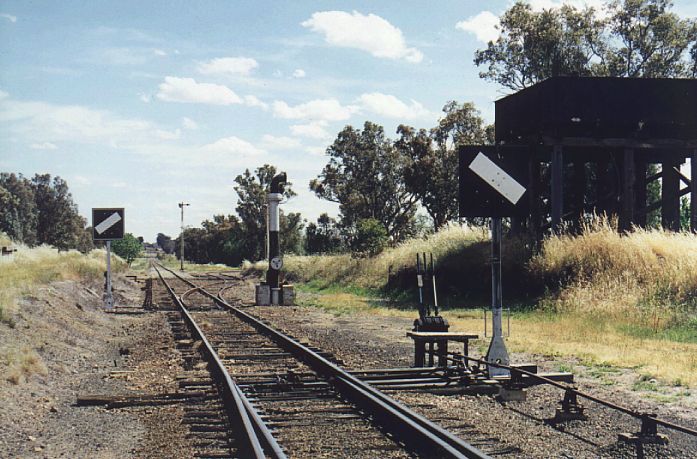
[310,121,419,243]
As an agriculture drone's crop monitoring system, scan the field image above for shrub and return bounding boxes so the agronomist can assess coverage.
[351,218,388,257]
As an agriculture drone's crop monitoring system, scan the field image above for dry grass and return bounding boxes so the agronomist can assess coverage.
[301,291,697,386]
[285,218,697,386]
[0,233,126,324]
[2,346,48,384]
[246,224,491,290]
[530,218,697,322]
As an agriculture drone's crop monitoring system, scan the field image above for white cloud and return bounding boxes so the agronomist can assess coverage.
[357,92,431,120]
[156,77,267,109]
[302,11,423,63]
[456,11,500,43]
[0,90,8,100]
[202,136,265,156]
[304,146,327,156]
[0,98,152,144]
[139,93,152,103]
[198,57,259,76]
[293,69,306,78]
[30,141,58,150]
[182,117,198,130]
[261,135,301,150]
[153,48,167,56]
[290,121,331,140]
[155,128,181,140]
[156,76,242,105]
[457,1,610,43]
[1,13,17,23]
[243,95,268,110]
[273,98,357,121]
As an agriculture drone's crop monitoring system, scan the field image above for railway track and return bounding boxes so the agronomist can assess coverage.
[153,263,495,458]
[152,265,697,458]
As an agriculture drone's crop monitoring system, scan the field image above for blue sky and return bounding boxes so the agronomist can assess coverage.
[1,1,695,241]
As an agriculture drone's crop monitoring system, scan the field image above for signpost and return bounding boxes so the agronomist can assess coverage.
[178,202,190,271]
[459,146,529,378]
[92,208,125,310]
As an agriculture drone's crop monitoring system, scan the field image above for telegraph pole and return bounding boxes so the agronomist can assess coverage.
[179,202,189,271]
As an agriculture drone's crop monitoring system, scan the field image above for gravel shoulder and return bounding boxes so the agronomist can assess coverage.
[0,274,191,459]
[244,283,697,459]
[3,268,695,458]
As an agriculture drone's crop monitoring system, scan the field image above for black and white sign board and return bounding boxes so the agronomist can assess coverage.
[458,146,529,217]
[92,208,125,241]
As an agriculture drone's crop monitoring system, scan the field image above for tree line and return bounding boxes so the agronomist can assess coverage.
[157,165,305,265]
[157,101,490,264]
[0,172,145,263]
[0,173,93,251]
[168,0,695,265]
[3,1,690,263]
[475,0,697,90]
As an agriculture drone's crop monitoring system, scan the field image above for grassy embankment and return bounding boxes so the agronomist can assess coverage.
[247,220,697,388]
[0,232,126,383]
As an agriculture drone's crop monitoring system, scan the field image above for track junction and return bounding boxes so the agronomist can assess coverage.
[140,262,697,458]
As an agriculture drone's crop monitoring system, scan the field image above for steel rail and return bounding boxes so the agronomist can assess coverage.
[154,266,287,459]
[218,284,237,300]
[157,263,490,459]
[462,355,697,438]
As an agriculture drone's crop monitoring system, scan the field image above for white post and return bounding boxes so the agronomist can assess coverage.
[265,204,270,261]
[485,217,510,377]
[104,241,114,309]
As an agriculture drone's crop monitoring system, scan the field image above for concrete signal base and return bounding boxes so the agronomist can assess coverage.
[255,284,295,306]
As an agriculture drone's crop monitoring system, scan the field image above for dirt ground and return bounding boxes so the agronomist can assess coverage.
[246,283,697,458]
[0,275,191,459]
[2,270,696,458]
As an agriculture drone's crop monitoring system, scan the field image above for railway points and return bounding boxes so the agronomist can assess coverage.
[81,259,690,458]
[2,14,697,455]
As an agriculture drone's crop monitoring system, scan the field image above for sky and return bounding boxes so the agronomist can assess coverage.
[1,1,696,242]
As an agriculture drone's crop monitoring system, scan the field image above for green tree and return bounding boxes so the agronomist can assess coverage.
[31,174,85,250]
[280,211,304,255]
[311,121,418,243]
[201,215,245,265]
[111,233,142,265]
[156,233,176,254]
[76,227,95,254]
[0,172,89,250]
[0,173,38,245]
[474,2,605,90]
[351,218,388,257]
[397,102,490,230]
[680,196,690,230]
[606,0,697,78]
[174,227,208,264]
[305,213,344,254]
[234,164,296,261]
[473,0,697,90]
